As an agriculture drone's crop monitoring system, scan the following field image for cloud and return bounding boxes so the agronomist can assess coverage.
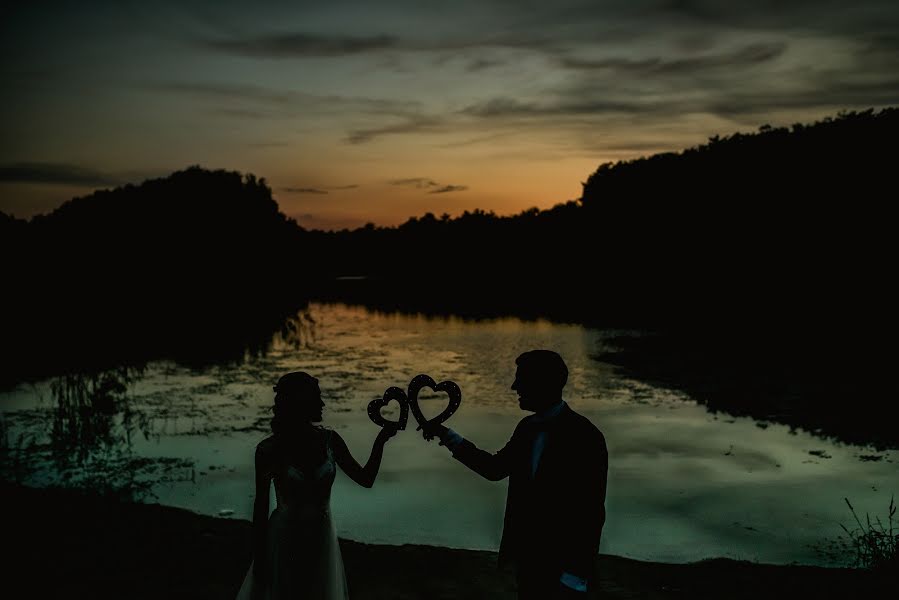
[558,42,788,75]
[166,4,899,150]
[0,163,118,186]
[389,177,439,188]
[428,185,468,194]
[389,178,467,194]
[156,81,437,146]
[455,32,899,129]
[154,82,298,105]
[198,32,399,58]
[283,187,328,194]
[192,26,561,61]
[467,57,505,71]
[705,76,899,117]
[281,184,359,194]
[460,97,642,118]
[7,0,898,189]
[345,116,443,144]
[152,81,422,119]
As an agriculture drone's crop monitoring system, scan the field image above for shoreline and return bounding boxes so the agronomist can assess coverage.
[5,483,892,599]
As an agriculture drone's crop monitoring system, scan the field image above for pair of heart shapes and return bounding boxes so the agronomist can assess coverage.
[367,374,462,431]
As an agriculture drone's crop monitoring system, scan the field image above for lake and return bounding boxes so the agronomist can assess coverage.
[1,302,895,565]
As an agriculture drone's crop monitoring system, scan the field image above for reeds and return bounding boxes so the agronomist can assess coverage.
[840,495,898,572]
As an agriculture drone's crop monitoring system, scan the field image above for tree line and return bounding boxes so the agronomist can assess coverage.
[3,108,897,433]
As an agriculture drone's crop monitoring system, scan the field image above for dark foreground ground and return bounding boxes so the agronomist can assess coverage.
[4,484,892,599]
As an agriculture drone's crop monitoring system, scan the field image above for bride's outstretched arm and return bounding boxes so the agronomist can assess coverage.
[332,428,397,488]
[252,442,274,583]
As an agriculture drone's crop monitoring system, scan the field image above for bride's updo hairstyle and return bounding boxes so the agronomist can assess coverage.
[271,371,327,466]
[271,371,319,432]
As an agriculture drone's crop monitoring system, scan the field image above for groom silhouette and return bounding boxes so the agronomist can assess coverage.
[423,350,608,599]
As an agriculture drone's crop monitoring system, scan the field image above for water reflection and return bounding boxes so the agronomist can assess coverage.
[1,303,896,565]
[50,367,146,461]
[1,366,195,498]
[598,331,899,451]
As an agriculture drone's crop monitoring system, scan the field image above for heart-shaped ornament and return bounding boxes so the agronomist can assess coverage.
[367,386,409,430]
[407,374,462,431]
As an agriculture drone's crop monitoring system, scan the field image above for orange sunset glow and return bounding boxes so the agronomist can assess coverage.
[3,2,898,230]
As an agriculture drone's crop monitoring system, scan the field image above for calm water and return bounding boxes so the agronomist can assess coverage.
[1,303,895,565]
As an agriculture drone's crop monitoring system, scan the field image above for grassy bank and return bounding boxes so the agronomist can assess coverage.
[4,484,891,599]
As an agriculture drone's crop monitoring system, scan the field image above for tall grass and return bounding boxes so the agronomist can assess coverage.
[840,495,898,572]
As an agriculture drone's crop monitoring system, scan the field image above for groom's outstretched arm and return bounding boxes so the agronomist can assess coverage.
[425,423,522,481]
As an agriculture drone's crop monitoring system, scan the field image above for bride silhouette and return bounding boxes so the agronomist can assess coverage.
[236,372,398,600]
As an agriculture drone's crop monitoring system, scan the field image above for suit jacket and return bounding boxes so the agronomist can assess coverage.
[450,403,608,578]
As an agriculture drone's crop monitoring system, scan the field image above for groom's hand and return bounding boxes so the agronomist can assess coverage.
[555,585,586,598]
[421,423,448,442]
[252,559,270,597]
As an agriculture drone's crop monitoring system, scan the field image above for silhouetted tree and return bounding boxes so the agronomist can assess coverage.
[4,167,315,384]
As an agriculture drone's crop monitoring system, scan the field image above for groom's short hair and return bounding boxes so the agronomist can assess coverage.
[515,350,568,391]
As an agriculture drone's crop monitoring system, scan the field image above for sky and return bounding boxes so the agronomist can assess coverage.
[2,1,898,230]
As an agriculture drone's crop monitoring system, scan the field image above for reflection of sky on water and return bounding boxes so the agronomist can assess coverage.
[1,303,895,565]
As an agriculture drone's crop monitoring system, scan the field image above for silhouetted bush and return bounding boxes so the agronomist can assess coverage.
[840,496,898,572]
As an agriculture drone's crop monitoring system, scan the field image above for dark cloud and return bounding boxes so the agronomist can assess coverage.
[346,117,443,144]
[558,42,787,75]
[437,131,517,148]
[283,187,328,194]
[194,27,561,60]
[0,163,117,186]
[161,3,899,149]
[428,185,468,194]
[467,58,505,71]
[172,0,899,73]
[156,82,297,104]
[198,32,399,58]
[705,76,899,117]
[456,33,898,129]
[460,97,642,118]
[153,81,421,118]
[461,82,899,127]
[389,177,439,188]
[281,184,359,194]
[520,0,899,41]
[655,0,897,31]
[389,177,467,193]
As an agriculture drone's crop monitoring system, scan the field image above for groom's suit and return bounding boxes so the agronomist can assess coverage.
[448,402,608,584]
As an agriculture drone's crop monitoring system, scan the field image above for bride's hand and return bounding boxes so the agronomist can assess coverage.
[376,425,399,444]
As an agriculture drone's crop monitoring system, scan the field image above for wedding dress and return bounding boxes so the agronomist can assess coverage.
[236,431,349,600]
